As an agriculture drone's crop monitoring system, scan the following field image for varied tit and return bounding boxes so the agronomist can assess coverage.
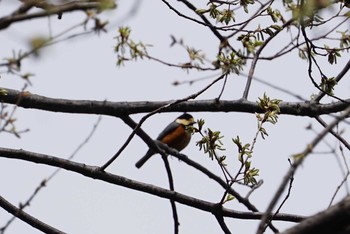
[135,113,195,168]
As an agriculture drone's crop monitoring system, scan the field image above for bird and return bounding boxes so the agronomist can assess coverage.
[135,113,195,169]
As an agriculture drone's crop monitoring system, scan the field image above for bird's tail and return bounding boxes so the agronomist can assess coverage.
[135,149,154,169]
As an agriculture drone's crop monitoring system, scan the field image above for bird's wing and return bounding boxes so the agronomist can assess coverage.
[156,122,180,141]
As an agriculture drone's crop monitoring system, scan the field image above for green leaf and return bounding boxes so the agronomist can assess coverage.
[224,194,235,203]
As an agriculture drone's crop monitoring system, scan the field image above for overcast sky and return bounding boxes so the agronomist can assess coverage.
[0,0,349,233]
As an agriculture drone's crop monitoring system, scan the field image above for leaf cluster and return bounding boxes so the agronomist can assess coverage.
[195,118,260,187]
[257,93,282,125]
[216,51,244,74]
[196,125,225,161]
[232,136,259,185]
[196,3,235,25]
[114,27,150,66]
[319,76,337,95]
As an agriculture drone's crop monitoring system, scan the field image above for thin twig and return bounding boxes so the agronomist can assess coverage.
[313,59,350,103]
[306,123,350,197]
[245,180,263,199]
[315,116,350,151]
[217,73,228,100]
[300,19,348,104]
[162,155,179,234]
[329,142,350,207]
[242,19,293,99]
[263,159,295,232]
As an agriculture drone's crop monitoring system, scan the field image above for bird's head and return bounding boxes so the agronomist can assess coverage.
[175,113,195,126]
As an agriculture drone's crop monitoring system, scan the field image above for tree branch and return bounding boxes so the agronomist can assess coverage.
[242,19,293,99]
[212,203,232,234]
[162,155,179,234]
[315,116,350,150]
[0,147,304,223]
[0,194,64,234]
[0,87,349,117]
[175,0,228,46]
[281,195,350,234]
[0,1,100,30]
[313,59,350,103]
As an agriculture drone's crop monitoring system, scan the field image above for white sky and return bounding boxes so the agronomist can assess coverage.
[0,0,349,233]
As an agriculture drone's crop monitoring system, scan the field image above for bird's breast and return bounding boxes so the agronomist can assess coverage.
[161,125,191,151]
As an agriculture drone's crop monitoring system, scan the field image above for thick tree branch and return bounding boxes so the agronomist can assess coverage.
[212,203,232,234]
[0,194,64,234]
[281,195,350,234]
[0,147,304,223]
[0,87,349,117]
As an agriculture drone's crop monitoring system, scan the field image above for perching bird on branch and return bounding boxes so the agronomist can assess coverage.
[135,113,195,169]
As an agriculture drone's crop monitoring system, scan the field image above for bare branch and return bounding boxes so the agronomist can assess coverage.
[281,195,350,234]
[212,204,232,234]
[242,19,293,99]
[0,87,349,117]
[0,147,305,223]
[162,155,179,234]
[0,194,64,234]
[315,116,350,150]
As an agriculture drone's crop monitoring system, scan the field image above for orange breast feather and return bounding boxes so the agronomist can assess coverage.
[160,125,191,151]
